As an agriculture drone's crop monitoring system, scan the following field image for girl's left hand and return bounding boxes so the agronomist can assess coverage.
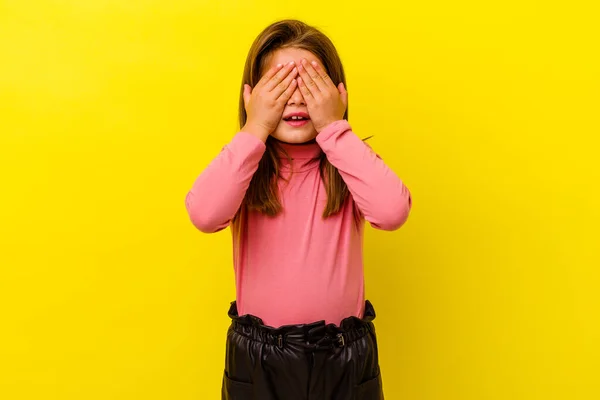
[297,58,348,133]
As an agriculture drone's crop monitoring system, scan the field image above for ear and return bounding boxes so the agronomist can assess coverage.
[338,82,348,108]
[243,84,252,108]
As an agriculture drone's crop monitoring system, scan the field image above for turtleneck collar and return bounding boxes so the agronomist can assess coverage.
[275,140,323,173]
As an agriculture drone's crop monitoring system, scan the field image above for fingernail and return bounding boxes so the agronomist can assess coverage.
[289,61,295,65]
[302,59,307,64]
[311,61,318,67]
[277,63,282,68]
[293,67,297,73]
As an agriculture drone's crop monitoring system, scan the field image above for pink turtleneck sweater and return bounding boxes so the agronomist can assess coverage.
[185,120,411,327]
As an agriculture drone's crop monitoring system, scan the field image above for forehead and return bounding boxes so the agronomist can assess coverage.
[264,47,325,72]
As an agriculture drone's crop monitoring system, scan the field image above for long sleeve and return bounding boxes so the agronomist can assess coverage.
[185,132,266,233]
[316,120,412,231]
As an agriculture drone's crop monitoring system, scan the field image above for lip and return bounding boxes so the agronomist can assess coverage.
[285,119,309,127]
[282,111,310,128]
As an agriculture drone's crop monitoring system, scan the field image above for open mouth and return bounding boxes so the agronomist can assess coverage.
[283,115,310,121]
[283,114,310,127]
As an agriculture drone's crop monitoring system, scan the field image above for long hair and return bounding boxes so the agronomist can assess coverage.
[239,19,350,219]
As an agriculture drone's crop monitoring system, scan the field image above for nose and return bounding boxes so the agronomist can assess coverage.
[287,85,305,106]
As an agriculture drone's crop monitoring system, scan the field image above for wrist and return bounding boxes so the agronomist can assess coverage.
[242,122,270,142]
[315,119,340,133]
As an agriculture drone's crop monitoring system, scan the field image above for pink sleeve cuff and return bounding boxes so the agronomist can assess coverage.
[315,120,352,147]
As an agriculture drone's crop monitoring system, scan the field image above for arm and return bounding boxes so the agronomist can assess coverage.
[186,62,300,232]
[316,120,412,231]
[294,58,411,231]
[185,132,266,233]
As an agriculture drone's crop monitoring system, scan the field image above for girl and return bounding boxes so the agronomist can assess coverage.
[185,19,412,400]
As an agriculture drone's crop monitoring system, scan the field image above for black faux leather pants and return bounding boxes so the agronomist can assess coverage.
[222,300,384,400]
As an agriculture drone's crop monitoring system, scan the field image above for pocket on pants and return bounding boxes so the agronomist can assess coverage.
[356,372,384,400]
[222,372,254,400]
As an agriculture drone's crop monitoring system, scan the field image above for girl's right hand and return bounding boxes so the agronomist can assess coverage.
[242,62,298,141]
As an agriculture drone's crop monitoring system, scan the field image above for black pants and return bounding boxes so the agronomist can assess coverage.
[222,300,384,400]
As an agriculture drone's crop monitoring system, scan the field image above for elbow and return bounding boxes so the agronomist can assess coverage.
[189,214,225,234]
[371,193,412,231]
[185,192,227,234]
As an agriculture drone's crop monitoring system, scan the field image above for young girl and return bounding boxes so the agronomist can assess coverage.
[185,19,411,400]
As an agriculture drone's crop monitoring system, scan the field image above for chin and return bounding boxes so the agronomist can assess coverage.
[271,125,318,144]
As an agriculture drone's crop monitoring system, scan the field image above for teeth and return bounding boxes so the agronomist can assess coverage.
[291,116,303,120]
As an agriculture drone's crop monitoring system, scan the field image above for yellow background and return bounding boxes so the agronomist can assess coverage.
[1,1,598,399]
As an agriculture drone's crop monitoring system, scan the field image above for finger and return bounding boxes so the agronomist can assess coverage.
[296,76,313,100]
[243,84,252,108]
[298,60,321,95]
[338,82,348,108]
[275,68,298,99]
[255,63,285,89]
[264,61,296,92]
[301,59,326,92]
[277,78,298,102]
[309,60,334,91]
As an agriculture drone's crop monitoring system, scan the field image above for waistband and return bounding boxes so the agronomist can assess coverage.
[227,300,377,350]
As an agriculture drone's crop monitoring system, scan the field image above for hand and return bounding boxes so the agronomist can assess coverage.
[297,58,348,133]
[242,61,298,141]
